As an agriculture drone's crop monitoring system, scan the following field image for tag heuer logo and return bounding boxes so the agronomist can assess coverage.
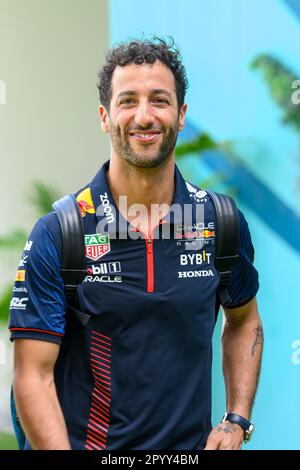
[85,234,110,261]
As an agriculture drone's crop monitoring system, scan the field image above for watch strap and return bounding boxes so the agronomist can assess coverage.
[222,412,254,442]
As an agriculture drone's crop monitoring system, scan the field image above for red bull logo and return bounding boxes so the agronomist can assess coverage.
[203,230,215,238]
[76,187,95,217]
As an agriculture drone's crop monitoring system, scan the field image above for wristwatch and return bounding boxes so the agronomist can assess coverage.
[221,412,255,443]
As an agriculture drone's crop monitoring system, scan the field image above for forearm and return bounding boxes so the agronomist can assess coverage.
[14,372,71,450]
[222,311,263,419]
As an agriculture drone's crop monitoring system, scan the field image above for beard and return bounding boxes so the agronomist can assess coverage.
[109,119,179,169]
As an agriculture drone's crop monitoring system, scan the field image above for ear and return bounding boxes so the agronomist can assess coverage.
[98,105,110,133]
[178,103,187,131]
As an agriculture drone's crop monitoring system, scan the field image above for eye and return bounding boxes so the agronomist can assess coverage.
[120,98,135,105]
[153,97,169,104]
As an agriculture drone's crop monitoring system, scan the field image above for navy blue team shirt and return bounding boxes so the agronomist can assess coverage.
[9,160,259,450]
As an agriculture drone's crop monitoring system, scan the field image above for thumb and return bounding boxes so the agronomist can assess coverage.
[203,434,220,450]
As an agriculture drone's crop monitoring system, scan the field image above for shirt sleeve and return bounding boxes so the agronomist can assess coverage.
[9,212,66,344]
[222,209,259,309]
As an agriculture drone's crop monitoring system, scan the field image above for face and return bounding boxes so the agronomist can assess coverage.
[99,61,187,169]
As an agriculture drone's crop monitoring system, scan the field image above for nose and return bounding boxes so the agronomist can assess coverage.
[134,101,155,128]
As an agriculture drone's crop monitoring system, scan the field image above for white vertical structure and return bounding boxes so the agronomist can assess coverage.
[0,340,6,365]
[0,0,109,438]
[0,0,109,235]
[0,80,6,104]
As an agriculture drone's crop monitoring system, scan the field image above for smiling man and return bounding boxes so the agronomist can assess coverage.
[9,37,263,451]
[103,62,182,170]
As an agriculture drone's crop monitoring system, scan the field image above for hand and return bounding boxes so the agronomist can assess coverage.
[204,421,244,450]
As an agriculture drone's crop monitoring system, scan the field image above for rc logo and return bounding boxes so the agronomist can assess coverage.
[10,297,28,310]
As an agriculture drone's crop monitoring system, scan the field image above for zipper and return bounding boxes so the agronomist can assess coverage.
[145,236,154,293]
[132,220,166,293]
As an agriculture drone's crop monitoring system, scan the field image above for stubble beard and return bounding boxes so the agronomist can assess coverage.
[109,119,180,169]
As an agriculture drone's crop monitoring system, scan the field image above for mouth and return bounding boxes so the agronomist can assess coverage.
[128,130,162,143]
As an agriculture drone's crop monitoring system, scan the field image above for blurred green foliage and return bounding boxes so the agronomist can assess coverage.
[0,182,61,322]
[0,432,18,450]
[251,53,300,131]
[176,132,217,157]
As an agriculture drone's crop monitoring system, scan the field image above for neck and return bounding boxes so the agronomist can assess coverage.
[107,153,175,209]
[107,153,175,231]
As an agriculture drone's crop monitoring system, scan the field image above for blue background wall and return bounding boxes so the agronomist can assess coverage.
[110,0,300,449]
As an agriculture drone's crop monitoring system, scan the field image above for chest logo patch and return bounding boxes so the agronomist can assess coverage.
[85,233,110,261]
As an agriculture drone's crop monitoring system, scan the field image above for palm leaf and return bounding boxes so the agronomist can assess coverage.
[176,132,217,157]
[26,181,61,217]
[250,54,300,131]
[0,229,28,252]
[0,181,62,323]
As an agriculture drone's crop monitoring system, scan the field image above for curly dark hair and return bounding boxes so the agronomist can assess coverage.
[97,36,188,112]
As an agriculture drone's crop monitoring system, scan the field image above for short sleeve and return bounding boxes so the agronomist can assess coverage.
[222,209,259,309]
[9,212,66,344]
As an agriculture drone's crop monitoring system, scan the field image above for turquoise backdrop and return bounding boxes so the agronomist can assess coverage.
[109,0,300,450]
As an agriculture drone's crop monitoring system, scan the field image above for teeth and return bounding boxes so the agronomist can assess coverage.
[135,134,156,138]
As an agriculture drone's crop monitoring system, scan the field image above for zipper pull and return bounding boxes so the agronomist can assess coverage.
[147,237,152,254]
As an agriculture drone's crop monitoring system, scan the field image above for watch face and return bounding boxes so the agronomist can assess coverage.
[245,424,255,442]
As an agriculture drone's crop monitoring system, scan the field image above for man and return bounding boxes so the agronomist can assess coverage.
[9,37,263,450]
